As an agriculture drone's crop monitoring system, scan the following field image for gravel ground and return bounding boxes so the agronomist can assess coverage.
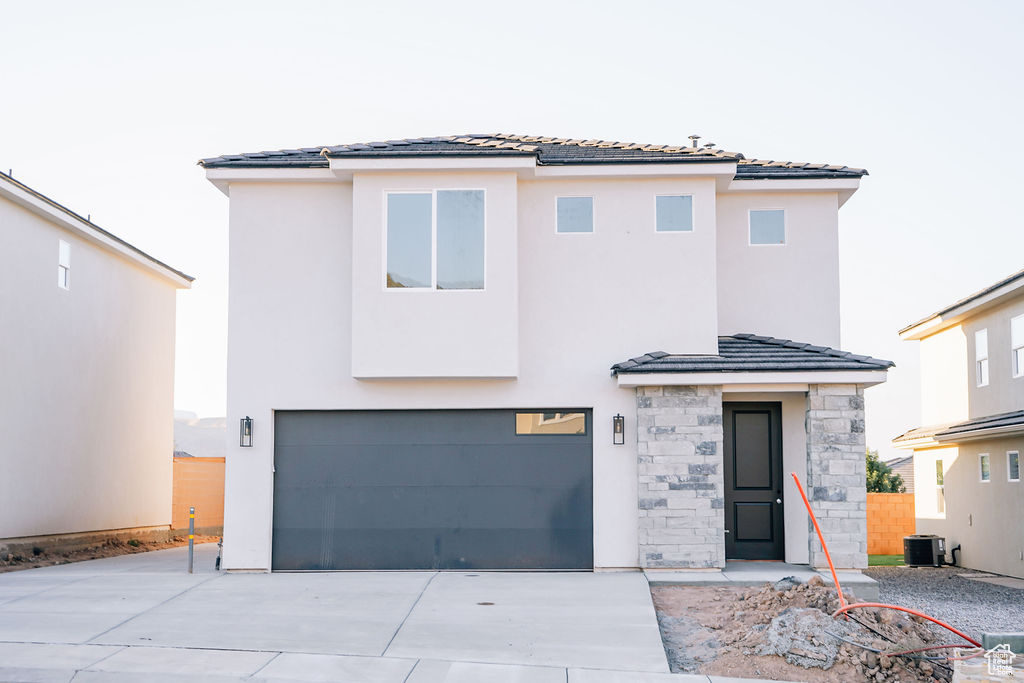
[863,566,1024,640]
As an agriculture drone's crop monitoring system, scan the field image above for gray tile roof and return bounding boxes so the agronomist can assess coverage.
[893,410,1024,443]
[900,267,1024,334]
[200,134,867,179]
[611,334,893,375]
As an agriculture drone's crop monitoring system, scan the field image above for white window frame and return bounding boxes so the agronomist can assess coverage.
[935,458,945,515]
[975,328,989,387]
[1012,314,1024,378]
[979,453,991,483]
[554,195,595,235]
[654,194,695,233]
[382,188,487,292]
[58,239,70,290]
[748,208,787,246]
[1008,451,1020,482]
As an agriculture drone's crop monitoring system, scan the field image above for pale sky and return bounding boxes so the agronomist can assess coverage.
[3,1,1022,460]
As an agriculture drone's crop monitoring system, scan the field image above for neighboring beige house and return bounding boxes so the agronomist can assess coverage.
[0,171,192,551]
[202,133,891,573]
[885,454,915,493]
[894,268,1024,578]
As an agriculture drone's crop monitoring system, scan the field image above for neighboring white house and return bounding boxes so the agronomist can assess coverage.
[0,172,192,550]
[201,133,891,572]
[894,268,1024,578]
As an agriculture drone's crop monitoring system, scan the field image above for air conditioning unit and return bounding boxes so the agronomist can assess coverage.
[904,534,946,567]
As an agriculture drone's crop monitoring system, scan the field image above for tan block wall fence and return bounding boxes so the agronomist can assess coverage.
[866,492,915,555]
[172,457,225,532]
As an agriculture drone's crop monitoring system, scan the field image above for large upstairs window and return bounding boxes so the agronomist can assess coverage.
[975,328,989,387]
[386,190,485,290]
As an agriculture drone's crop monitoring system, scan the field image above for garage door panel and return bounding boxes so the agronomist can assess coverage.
[272,410,593,570]
[274,410,586,447]
[274,483,592,531]
[273,444,591,488]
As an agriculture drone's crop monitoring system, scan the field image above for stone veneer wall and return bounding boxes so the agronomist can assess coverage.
[806,384,868,569]
[636,386,725,569]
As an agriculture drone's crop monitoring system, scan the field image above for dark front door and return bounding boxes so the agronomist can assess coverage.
[723,403,784,560]
[272,409,593,570]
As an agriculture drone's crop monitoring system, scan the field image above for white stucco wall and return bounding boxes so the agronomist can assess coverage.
[960,297,1024,420]
[918,325,969,425]
[222,171,848,570]
[0,197,178,539]
[716,192,841,348]
[914,440,1024,578]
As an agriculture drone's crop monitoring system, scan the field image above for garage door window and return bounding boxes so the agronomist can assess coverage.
[386,190,485,290]
[515,411,587,435]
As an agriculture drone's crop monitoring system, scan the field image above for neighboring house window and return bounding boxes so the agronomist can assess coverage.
[979,453,991,482]
[1008,451,1020,482]
[1012,315,1024,377]
[386,190,485,290]
[935,459,945,513]
[749,209,785,245]
[556,196,594,233]
[655,195,693,232]
[975,329,989,386]
[58,239,70,289]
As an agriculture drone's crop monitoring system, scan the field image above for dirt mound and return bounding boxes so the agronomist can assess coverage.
[652,575,957,682]
[0,535,219,573]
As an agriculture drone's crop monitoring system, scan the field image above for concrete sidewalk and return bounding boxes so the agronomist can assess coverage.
[645,560,880,600]
[0,544,752,683]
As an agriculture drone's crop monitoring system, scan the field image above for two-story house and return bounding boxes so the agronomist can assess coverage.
[0,171,191,553]
[201,134,891,573]
[894,268,1024,578]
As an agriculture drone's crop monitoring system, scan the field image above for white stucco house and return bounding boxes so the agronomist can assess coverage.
[201,133,891,572]
[0,172,192,551]
[894,268,1024,578]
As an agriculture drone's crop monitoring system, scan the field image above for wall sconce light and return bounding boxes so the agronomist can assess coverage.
[613,414,625,445]
[240,416,253,447]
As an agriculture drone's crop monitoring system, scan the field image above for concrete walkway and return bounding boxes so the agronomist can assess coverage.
[645,560,880,600]
[0,544,784,683]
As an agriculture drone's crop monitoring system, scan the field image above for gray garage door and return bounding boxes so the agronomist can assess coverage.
[272,409,593,570]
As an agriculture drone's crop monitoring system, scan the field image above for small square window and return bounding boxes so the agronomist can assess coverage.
[58,239,70,290]
[979,453,991,482]
[975,329,989,387]
[749,209,785,245]
[656,195,693,232]
[556,196,593,233]
[1008,451,1020,482]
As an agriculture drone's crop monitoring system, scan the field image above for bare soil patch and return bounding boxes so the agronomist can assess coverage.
[0,536,219,573]
[652,576,961,682]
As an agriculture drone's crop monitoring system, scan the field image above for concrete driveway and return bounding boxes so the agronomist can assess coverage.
[0,544,694,682]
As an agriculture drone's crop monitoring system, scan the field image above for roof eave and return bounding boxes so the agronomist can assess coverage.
[615,368,889,388]
[0,173,192,288]
[899,269,1024,339]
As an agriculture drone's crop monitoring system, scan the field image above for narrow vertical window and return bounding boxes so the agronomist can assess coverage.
[975,329,989,387]
[436,190,484,290]
[1012,315,1024,377]
[58,239,71,289]
[655,195,693,232]
[979,453,991,482]
[386,193,432,288]
[935,459,944,513]
[1008,451,1020,482]
[556,196,593,233]
[749,209,785,245]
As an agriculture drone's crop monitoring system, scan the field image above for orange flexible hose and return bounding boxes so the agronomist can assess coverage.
[832,603,983,648]
[791,472,983,650]
[790,472,846,610]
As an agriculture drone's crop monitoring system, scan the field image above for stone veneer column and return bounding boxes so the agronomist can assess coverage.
[636,386,725,569]
[806,384,868,569]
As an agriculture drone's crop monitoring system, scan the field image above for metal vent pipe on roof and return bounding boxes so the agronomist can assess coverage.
[688,134,701,148]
